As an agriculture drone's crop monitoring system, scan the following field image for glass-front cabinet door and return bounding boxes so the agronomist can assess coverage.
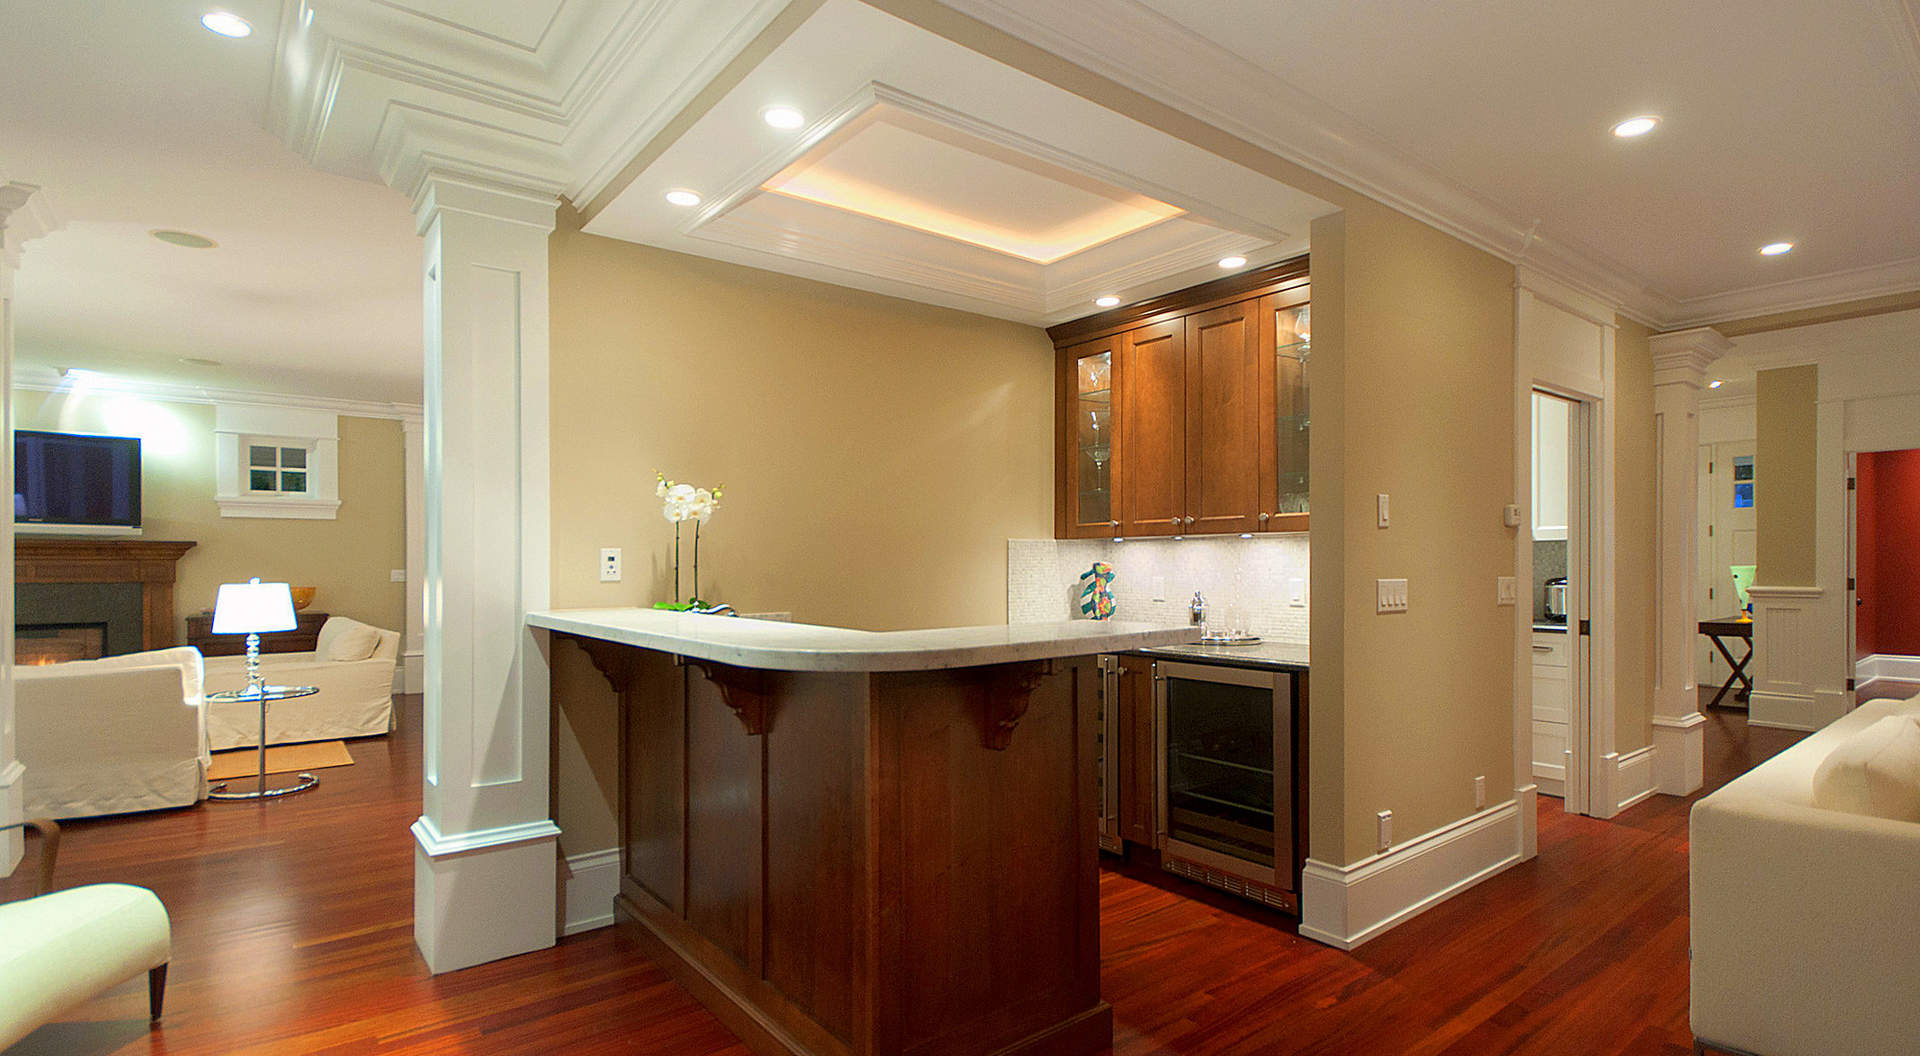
[1259,285,1311,532]
[1059,335,1120,537]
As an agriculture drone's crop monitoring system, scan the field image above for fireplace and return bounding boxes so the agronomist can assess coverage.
[16,622,108,665]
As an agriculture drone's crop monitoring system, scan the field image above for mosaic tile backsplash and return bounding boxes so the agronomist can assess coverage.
[1008,535,1309,643]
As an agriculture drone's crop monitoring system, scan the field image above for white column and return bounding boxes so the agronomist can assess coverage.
[401,415,425,695]
[1648,327,1731,795]
[1,181,56,875]
[409,170,559,973]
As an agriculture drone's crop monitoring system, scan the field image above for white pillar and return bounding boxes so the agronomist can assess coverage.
[408,170,559,973]
[1648,327,1731,795]
[401,415,425,695]
[1,181,56,875]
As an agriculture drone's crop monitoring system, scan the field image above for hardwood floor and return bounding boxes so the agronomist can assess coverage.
[3,694,1813,1055]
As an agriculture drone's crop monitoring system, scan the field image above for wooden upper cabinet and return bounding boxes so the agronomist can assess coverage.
[1057,335,1121,538]
[1258,286,1312,533]
[1185,300,1264,535]
[1120,320,1186,537]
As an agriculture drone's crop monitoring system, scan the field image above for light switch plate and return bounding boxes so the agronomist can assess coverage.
[1377,493,1390,528]
[1496,576,1517,605]
[1475,776,1487,808]
[1376,578,1409,613]
[1377,809,1393,852]
[389,568,406,583]
[1289,578,1306,607]
[599,547,622,582]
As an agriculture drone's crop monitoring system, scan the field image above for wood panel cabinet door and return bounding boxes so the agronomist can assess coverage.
[1115,657,1157,847]
[1057,336,1122,538]
[1120,320,1186,537]
[1184,300,1264,535]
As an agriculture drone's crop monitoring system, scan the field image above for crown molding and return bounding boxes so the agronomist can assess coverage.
[1660,255,1920,330]
[0,180,62,269]
[12,366,422,422]
[1649,327,1734,386]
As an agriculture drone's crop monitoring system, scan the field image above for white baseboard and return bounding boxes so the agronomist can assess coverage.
[1651,712,1705,795]
[560,847,621,937]
[1856,654,1920,686]
[402,651,424,695]
[1594,746,1657,818]
[1298,799,1521,950]
[1515,784,1538,861]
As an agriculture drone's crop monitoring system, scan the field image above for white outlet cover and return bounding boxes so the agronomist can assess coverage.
[599,547,623,582]
[1496,576,1517,605]
[389,568,406,582]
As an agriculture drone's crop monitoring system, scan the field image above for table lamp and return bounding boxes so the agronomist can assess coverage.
[213,578,296,694]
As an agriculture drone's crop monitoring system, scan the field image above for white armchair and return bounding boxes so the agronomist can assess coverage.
[0,819,172,1050]
[14,647,210,819]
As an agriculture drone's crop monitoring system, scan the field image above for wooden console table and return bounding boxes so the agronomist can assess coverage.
[1698,616,1754,710]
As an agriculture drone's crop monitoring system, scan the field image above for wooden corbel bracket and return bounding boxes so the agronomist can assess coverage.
[560,634,637,695]
[686,658,776,736]
[968,659,1055,750]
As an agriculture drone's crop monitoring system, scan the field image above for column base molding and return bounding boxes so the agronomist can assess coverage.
[1750,690,1852,733]
[1515,784,1539,861]
[561,848,621,936]
[413,816,560,973]
[1651,713,1705,796]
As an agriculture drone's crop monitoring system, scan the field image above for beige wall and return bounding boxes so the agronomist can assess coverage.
[1754,364,1819,586]
[1612,317,1656,753]
[11,390,407,639]
[547,208,1055,854]
[1311,201,1518,865]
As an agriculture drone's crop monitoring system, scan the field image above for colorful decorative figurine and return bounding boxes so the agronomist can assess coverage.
[1079,561,1116,620]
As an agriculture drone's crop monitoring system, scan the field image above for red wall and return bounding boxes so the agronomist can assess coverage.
[1857,448,1920,658]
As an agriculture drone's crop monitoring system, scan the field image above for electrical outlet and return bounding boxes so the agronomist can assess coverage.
[390,568,406,583]
[1376,578,1408,614]
[1475,775,1487,809]
[1289,578,1306,607]
[599,547,622,582]
[1377,493,1390,528]
[1377,810,1393,852]
[1496,576,1517,605]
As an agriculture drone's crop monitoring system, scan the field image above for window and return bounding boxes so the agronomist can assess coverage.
[248,443,311,495]
[1732,455,1755,509]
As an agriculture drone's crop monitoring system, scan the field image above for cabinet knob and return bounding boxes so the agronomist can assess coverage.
[1184,516,1195,525]
[1170,518,1181,526]
[1259,512,1271,523]
[1110,520,1120,527]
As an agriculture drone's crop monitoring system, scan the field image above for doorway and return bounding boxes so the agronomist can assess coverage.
[1530,390,1592,812]
[1850,448,1920,701]
[1697,441,1757,691]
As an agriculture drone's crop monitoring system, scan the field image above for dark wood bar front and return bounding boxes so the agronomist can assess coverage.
[564,637,1110,1056]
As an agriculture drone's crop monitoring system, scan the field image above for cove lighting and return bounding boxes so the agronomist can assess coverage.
[1095,296,1121,308]
[1760,241,1794,256]
[664,189,702,208]
[762,106,806,130]
[1611,115,1659,138]
[200,10,253,37]
[1218,256,1247,269]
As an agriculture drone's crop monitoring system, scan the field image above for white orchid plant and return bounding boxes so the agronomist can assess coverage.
[654,472,725,611]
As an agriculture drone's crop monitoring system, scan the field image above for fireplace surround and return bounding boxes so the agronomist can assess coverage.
[13,539,197,657]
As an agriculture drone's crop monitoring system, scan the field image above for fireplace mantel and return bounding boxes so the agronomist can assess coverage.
[15,539,198,652]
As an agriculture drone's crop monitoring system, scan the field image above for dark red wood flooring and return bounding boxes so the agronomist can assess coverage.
[1,692,1812,1055]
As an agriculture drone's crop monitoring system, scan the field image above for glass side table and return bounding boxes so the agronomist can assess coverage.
[206,684,322,800]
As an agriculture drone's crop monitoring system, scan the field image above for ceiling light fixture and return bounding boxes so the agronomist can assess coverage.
[1760,241,1794,256]
[762,106,806,130]
[1218,255,1247,269]
[664,189,702,208]
[1708,379,1724,389]
[200,10,253,37]
[1611,115,1659,138]
[150,229,217,249]
[1095,295,1121,308]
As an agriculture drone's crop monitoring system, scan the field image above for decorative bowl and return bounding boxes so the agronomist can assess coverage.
[289,586,317,611]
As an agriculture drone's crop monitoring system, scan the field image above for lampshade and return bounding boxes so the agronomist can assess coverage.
[213,578,298,634]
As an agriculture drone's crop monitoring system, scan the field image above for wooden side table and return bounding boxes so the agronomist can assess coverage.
[206,684,321,800]
[1698,617,1754,710]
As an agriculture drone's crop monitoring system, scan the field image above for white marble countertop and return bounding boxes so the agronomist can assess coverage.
[526,608,1200,672]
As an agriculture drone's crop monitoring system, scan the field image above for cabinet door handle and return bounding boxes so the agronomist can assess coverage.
[1532,644,1553,652]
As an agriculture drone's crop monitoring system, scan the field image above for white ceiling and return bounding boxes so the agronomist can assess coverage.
[0,0,423,406]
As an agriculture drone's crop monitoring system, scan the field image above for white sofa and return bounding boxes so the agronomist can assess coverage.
[14,648,209,819]
[1691,696,1920,1056]
[202,617,399,749]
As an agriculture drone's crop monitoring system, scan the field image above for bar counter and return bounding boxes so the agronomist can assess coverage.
[530,609,1195,1056]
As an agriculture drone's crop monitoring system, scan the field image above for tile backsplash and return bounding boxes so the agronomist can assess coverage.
[1009,535,1309,642]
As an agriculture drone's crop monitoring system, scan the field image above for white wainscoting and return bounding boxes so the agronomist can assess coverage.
[1594,746,1658,817]
[1748,586,1845,731]
[1856,654,1920,687]
[1298,799,1522,950]
[560,848,621,937]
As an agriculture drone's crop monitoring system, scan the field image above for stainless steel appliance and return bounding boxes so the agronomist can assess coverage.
[1544,577,1569,622]
[1095,655,1123,853]
[1154,660,1300,913]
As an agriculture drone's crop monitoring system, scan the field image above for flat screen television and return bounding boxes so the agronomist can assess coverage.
[14,430,143,529]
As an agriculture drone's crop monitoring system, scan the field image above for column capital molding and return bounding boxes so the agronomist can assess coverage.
[0,181,62,270]
[410,169,561,237]
[1649,327,1733,388]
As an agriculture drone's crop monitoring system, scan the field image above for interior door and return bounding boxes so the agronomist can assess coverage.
[1120,320,1186,537]
[1848,452,1865,700]
[1185,300,1263,535]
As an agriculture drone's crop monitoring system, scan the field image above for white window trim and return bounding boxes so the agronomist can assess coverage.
[215,403,342,520]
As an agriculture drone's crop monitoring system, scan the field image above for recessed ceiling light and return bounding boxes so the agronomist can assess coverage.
[1218,256,1247,269]
[1095,295,1121,308]
[200,10,252,37]
[1760,241,1794,256]
[150,229,217,249]
[1708,379,1724,389]
[1611,115,1660,138]
[664,189,702,208]
[762,106,806,130]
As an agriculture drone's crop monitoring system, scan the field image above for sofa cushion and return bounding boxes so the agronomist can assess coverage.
[1810,714,1920,822]
[316,617,381,662]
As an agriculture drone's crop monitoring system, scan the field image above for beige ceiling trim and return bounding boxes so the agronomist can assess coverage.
[1686,289,1920,339]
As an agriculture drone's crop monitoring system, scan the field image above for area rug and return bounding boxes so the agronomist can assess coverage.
[208,740,355,780]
